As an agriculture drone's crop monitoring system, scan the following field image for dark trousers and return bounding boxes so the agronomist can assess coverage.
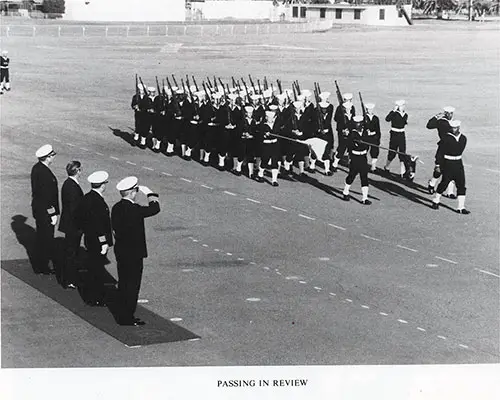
[116,256,144,322]
[436,160,466,196]
[387,131,406,162]
[63,230,82,285]
[0,69,9,83]
[346,155,369,186]
[261,142,280,169]
[81,251,108,304]
[335,133,348,160]
[34,217,55,273]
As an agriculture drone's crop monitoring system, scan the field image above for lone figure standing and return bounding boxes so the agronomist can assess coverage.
[112,177,160,326]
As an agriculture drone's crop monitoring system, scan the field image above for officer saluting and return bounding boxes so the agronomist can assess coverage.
[31,144,59,274]
[112,177,160,326]
[75,171,113,306]
[431,120,470,214]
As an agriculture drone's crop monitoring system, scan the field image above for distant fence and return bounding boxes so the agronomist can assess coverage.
[0,21,333,38]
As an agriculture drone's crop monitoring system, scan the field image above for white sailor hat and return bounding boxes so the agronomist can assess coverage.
[284,89,294,97]
[319,92,331,101]
[353,115,364,123]
[87,171,109,185]
[297,94,305,102]
[251,94,261,102]
[213,92,222,100]
[365,103,375,110]
[228,93,238,101]
[175,89,184,95]
[265,110,276,120]
[293,101,303,110]
[342,101,351,108]
[245,106,254,114]
[190,85,197,93]
[342,92,353,101]
[137,84,144,91]
[269,105,278,112]
[2,50,8,55]
[195,90,205,99]
[443,106,455,113]
[276,93,286,102]
[263,89,273,98]
[147,87,156,93]
[229,87,238,93]
[170,86,178,92]
[35,144,56,159]
[319,101,329,108]
[301,89,312,99]
[116,176,138,192]
[449,120,461,128]
[395,99,406,107]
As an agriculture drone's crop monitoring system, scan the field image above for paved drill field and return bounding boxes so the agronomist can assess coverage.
[1,21,499,380]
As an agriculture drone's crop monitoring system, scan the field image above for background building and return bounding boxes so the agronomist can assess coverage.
[64,0,186,22]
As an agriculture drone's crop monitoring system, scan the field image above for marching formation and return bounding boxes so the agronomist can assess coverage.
[129,74,470,213]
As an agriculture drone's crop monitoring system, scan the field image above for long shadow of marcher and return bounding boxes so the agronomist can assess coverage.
[10,215,37,271]
[109,126,136,147]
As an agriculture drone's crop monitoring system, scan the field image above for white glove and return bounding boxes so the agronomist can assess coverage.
[138,185,153,195]
[50,215,58,226]
[100,244,109,255]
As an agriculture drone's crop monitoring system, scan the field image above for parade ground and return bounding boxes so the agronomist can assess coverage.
[1,20,499,398]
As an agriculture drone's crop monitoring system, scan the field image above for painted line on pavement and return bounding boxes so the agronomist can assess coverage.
[329,293,337,296]
[379,312,388,316]
[95,152,104,156]
[345,299,353,303]
[474,268,500,278]
[246,198,261,204]
[437,335,447,340]
[397,244,418,253]
[80,147,89,151]
[299,214,316,221]
[417,327,426,332]
[459,344,469,349]
[180,178,192,183]
[361,305,370,309]
[126,161,136,166]
[397,319,408,324]
[110,156,119,160]
[142,166,154,171]
[435,256,458,264]
[201,184,213,189]
[361,234,381,242]
[271,205,287,212]
[224,191,237,196]
[328,223,346,231]
[66,143,75,147]
[161,172,172,176]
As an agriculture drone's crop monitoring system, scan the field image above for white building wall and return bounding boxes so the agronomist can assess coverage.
[197,0,275,20]
[64,0,185,22]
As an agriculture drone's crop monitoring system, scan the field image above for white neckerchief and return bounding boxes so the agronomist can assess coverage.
[447,132,462,142]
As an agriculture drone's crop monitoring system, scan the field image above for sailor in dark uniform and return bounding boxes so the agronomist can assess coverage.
[431,120,470,214]
[112,176,160,326]
[332,93,356,172]
[240,106,258,178]
[131,85,145,143]
[342,115,372,205]
[312,91,334,175]
[427,106,456,197]
[363,103,381,172]
[58,161,84,289]
[75,171,113,306]
[30,144,59,274]
[384,99,409,177]
[1,50,10,94]
[257,108,281,186]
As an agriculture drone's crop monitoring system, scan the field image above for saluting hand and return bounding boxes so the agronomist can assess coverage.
[50,215,58,226]
[138,185,153,195]
[100,244,109,255]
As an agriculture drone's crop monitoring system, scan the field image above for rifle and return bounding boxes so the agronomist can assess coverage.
[213,76,218,92]
[257,79,266,105]
[277,79,282,95]
[166,77,181,116]
[264,76,269,91]
[206,77,213,91]
[139,76,148,96]
[335,80,348,134]
[186,75,191,92]
[295,80,301,95]
[187,80,199,114]
[202,82,215,113]
[192,76,199,92]
[135,74,139,98]
[171,74,179,88]
[248,74,257,95]
[359,91,367,123]
[241,78,252,104]
[314,82,325,133]
[231,76,237,90]
[292,83,298,102]
[155,76,161,99]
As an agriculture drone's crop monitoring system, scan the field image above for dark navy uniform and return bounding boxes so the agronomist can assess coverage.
[364,112,381,170]
[31,161,59,274]
[75,190,113,305]
[385,108,408,163]
[0,52,10,93]
[58,177,84,286]
[333,103,355,169]
[112,192,160,325]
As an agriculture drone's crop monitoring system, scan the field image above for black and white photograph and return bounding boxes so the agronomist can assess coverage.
[1,1,499,398]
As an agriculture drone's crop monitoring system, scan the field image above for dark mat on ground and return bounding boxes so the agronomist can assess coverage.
[1,259,201,347]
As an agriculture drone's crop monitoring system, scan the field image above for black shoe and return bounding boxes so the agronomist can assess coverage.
[271,181,279,187]
[431,202,439,210]
[362,199,372,205]
[428,185,435,195]
[343,194,350,201]
[165,152,175,157]
[332,167,338,172]
[184,156,192,161]
[133,318,146,325]
[444,193,457,199]
[457,208,470,215]
[306,167,316,174]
